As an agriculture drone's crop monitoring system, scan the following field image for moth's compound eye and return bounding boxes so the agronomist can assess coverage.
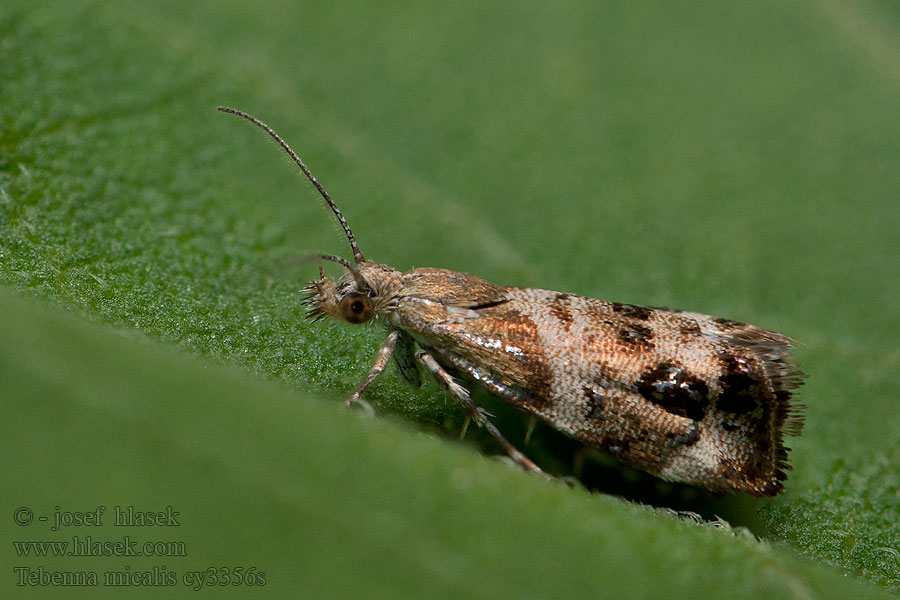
[339,293,375,324]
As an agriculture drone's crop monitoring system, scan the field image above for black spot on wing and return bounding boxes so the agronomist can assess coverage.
[617,322,655,349]
[637,362,709,422]
[717,355,761,415]
[714,317,745,329]
[611,303,653,320]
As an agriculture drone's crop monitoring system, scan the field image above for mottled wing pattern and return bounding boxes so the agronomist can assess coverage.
[396,278,804,497]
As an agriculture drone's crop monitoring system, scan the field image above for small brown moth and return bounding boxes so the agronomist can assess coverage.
[219,107,806,497]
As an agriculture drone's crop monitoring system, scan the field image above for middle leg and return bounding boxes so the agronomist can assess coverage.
[415,349,546,476]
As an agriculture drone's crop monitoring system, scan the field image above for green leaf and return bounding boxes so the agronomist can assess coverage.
[2,0,899,596]
[0,285,887,599]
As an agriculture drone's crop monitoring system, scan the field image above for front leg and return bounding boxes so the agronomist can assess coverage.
[346,329,400,408]
[415,350,546,477]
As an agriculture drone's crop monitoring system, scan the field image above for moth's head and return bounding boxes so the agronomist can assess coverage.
[303,261,376,325]
[303,257,401,325]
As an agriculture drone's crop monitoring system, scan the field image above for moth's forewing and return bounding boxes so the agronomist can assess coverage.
[394,270,804,497]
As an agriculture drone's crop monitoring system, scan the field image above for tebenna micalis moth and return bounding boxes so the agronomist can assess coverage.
[218,107,806,497]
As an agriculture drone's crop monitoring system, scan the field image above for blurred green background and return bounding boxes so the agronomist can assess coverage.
[2,1,898,597]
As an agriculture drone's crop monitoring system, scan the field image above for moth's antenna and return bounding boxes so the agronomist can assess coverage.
[303,253,369,291]
[217,107,366,264]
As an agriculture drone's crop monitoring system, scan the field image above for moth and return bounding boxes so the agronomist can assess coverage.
[218,107,805,497]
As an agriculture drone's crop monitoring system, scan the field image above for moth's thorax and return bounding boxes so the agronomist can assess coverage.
[397,268,509,306]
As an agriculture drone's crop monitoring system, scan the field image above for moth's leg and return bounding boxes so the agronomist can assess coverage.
[415,350,546,476]
[346,329,400,409]
[459,416,472,440]
[524,417,538,445]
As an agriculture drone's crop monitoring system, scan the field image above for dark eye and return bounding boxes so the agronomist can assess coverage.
[339,293,375,324]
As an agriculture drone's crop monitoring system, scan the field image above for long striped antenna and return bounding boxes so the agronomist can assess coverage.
[217,107,366,264]
[303,253,369,291]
